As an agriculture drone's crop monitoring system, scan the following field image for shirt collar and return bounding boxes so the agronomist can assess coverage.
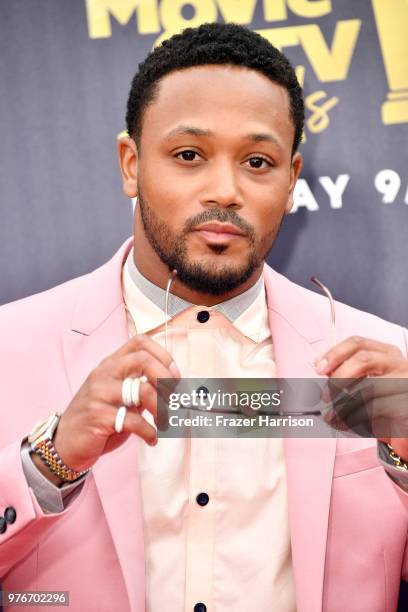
[122,247,271,343]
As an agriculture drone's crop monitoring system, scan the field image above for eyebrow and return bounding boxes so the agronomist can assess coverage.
[164,125,281,147]
[164,126,211,139]
[246,133,280,146]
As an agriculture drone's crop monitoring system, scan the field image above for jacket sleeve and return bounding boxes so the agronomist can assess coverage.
[0,439,89,577]
[396,326,408,580]
[21,440,87,513]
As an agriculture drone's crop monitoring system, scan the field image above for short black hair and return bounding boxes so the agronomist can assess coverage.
[126,22,304,155]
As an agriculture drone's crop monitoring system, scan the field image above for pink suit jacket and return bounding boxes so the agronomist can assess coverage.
[0,237,407,612]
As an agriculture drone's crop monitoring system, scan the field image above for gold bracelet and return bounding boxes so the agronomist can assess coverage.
[34,440,90,482]
[386,444,408,471]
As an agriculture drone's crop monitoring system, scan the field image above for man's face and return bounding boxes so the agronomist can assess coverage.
[122,65,302,295]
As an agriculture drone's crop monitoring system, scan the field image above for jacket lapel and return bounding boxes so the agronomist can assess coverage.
[264,265,337,612]
[62,238,145,612]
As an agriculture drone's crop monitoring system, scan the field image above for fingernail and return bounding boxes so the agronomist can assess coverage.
[169,361,181,378]
[315,358,329,375]
[149,437,158,446]
[321,386,331,403]
[323,408,336,424]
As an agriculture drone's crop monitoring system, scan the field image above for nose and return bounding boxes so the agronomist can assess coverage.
[201,158,243,209]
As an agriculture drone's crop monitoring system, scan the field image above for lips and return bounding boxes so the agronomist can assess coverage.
[192,222,246,246]
[193,222,246,236]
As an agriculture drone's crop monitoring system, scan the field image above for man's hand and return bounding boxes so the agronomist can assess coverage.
[49,334,180,476]
[315,336,408,460]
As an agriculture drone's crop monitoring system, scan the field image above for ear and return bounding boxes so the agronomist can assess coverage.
[285,152,303,214]
[117,136,138,198]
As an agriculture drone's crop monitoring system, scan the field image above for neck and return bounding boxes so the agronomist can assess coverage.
[132,221,264,307]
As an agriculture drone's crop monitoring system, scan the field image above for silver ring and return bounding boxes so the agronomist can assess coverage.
[122,377,134,407]
[115,406,127,434]
[131,375,148,407]
[122,376,148,408]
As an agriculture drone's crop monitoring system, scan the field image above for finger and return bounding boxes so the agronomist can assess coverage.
[326,384,365,421]
[87,374,158,422]
[109,334,180,376]
[80,400,157,445]
[115,379,158,423]
[138,380,158,421]
[109,405,157,446]
[315,336,402,375]
[359,377,408,404]
[326,390,408,439]
[369,392,408,438]
[110,351,179,387]
[322,377,364,403]
[348,396,403,439]
[329,350,402,379]
[321,376,402,416]
[324,403,373,436]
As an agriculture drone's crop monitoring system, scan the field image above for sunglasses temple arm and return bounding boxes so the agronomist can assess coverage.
[164,270,178,352]
[310,276,337,346]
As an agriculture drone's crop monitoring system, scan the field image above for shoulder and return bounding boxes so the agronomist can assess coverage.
[0,273,90,347]
[264,264,408,352]
[0,238,131,341]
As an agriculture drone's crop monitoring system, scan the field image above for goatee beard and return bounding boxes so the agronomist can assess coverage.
[137,189,279,296]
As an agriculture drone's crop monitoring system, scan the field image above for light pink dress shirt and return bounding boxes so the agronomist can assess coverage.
[122,251,296,612]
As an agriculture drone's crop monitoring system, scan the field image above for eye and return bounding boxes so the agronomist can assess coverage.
[175,150,201,162]
[245,156,272,169]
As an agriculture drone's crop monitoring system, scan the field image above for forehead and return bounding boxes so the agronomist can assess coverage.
[141,65,294,145]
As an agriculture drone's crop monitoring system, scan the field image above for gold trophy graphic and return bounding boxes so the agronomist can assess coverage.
[371,0,408,124]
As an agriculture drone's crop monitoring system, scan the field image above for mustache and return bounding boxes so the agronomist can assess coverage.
[183,209,255,238]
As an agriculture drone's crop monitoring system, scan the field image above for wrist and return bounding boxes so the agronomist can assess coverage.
[30,451,65,487]
[28,413,90,483]
[386,443,408,469]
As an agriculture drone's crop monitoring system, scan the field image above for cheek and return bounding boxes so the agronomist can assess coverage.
[141,168,187,223]
[242,175,291,229]
[245,197,287,236]
[141,172,209,237]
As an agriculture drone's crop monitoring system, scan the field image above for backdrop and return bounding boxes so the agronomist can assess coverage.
[0,0,407,327]
[0,1,407,607]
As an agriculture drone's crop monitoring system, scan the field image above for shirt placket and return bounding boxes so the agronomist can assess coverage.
[184,324,217,612]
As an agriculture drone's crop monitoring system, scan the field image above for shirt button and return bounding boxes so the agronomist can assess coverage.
[5,506,17,524]
[0,517,7,534]
[196,386,209,397]
[194,603,207,612]
[196,492,209,507]
[197,310,210,323]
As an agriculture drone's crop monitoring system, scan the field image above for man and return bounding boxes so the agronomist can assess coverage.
[0,22,407,612]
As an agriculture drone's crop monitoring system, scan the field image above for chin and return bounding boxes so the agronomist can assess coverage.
[190,253,247,271]
[191,243,249,261]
